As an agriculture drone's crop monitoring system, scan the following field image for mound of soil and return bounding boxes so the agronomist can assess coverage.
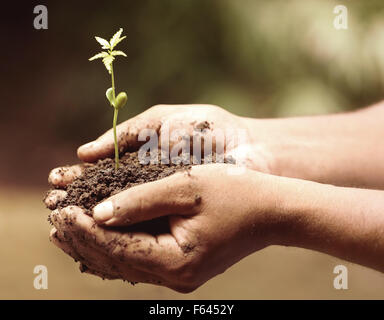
[45,151,235,282]
[52,152,193,212]
[46,151,235,221]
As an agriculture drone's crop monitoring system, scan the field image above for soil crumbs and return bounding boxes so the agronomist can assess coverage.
[47,151,234,215]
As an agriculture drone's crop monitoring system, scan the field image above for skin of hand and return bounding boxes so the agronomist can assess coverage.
[49,164,283,293]
[45,104,278,292]
[46,104,274,209]
[46,102,384,292]
[49,163,384,293]
[245,102,384,189]
[49,102,384,192]
[76,104,274,172]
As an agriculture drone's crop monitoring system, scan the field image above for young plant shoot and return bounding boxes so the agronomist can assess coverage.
[89,28,127,170]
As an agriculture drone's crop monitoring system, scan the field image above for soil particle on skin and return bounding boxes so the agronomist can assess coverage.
[194,121,211,131]
[194,194,202,205]
[181,243,195,254]
[79,263,88,273]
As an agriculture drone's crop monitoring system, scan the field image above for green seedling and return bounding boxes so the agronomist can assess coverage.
[89,28,128,170]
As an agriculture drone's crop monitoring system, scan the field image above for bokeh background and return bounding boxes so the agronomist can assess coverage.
[1,0,384,299]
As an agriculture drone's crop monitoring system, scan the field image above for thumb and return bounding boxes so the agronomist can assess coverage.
[77,113,161,163]
[92,171,201,226]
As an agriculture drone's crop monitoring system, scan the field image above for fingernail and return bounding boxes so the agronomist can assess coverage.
[93,201,114,223]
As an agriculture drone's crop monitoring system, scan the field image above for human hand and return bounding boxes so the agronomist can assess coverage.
[48,164,285,293]
[76,104,274,172]
[45,104,275,209]
[44,104,284,292]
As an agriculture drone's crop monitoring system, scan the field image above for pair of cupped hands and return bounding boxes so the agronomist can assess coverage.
[46,104,278,293]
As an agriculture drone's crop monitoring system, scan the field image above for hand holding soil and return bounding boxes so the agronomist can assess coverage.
[45,103,384,292]
[75,104,273,171]
[45,104,275,292]
[48,164,284,292]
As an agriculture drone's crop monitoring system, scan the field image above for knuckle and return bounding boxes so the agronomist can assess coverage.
[49,209,60,225]
[203,104,219,111]
[169,174,200,209]
[150,104,166,111]
[129,192,146,220]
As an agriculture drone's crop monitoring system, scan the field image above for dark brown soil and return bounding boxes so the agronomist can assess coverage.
[45,151,234,282]
[46,151,234,219]
[53,152,192,212]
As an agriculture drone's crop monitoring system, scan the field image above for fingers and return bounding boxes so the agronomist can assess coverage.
[51,225,121,280]
[76,104,222,163]
[48,164,84,187]
[57,207,184,272]
[77,112,161,163]
[49,227,82,262]
[44,190,67,210]
[92,171,200,226]
[50,221,121,279]
[50,206,185,284]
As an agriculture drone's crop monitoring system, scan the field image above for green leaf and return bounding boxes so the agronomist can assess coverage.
[88,51,109,61]
[106,88,115,106]
[95,36,110,49]
[110,28,124,49]
[102,55,115,74]
[111,36,126,49]
[114,92,127,109]
[111,50,127,57]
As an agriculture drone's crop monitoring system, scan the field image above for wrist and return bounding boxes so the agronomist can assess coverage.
[241,116,298,176]
[268,175,338,249]
[247,172,334,248]
[242,171,301,248]
[242,116,325,180]
[238,117,280,174]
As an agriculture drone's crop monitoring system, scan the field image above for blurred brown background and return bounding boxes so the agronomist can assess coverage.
[0,0,384,299]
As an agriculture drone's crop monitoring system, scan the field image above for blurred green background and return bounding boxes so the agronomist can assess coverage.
[1,0,384,299]
[3,0,384,186]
